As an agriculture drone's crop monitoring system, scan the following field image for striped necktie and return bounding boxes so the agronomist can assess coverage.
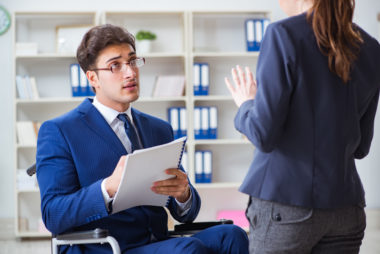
[117,113,142,152]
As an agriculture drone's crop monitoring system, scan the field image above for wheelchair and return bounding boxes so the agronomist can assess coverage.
[27,163,233,254]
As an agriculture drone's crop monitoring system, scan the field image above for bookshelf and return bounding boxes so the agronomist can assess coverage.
[13,10,270,237]
[13,12,98,238]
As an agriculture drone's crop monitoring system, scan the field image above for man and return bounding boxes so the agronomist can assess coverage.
[36,24,248,254]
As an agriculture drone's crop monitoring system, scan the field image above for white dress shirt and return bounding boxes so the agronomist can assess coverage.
[92,97,192,214]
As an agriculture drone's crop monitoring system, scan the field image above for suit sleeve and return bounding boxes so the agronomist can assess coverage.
[354,90,380,159]
[234,23,296,153]
[36,121,109,235]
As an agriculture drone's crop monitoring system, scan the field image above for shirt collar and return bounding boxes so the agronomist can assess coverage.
[92,97,133,125]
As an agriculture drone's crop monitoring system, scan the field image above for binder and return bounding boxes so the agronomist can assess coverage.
[194,107,201,139]
[200,63,209,95]
[112,137,187,213]
[203,151,212,183]
[201,107,209,139]
[168,107,179,139]
[79,67,88,96]
[24,75,34,99]
[254,19,263,50]
[263,18,270,35]
[195,151,203,183]
[179,107,187,138]
[70,64,80,97]
[245,19,255,51]
[29,77,40,100]
[16,75,28,99]
[209,106,218,139]
[193,63,201,95]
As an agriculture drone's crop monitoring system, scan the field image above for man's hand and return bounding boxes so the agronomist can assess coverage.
[225,65,257,107]
[104,156,126,198]
[151,168,190,203]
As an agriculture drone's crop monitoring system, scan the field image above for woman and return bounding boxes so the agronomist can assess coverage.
[225,0,380,253]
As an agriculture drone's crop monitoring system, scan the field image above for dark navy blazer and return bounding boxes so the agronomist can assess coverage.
[36,98,201,253]
[237,13,380,209]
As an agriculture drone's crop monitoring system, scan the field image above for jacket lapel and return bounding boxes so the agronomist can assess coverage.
[132,108,153,149]
[78,99,127,156]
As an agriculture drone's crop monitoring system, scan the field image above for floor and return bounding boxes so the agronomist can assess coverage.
[1,209,380,254]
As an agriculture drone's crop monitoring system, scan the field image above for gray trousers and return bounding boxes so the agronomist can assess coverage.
[246,197,366,254]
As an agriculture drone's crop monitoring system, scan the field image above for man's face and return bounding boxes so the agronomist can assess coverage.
[87,43,140,112]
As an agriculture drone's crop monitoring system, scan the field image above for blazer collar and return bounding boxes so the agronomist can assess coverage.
[77,98,155,154]
[77,98,126,156]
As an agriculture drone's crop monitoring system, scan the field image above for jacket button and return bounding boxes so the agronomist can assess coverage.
[274,213,282,221]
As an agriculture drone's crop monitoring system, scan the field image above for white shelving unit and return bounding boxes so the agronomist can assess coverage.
[13,12,97,238]
[13,10,270,238]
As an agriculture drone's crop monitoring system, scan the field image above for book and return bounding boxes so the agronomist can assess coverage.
[112,137,187,213]
[152,75,185,97]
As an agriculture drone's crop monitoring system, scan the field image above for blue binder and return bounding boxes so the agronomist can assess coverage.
[202,151,212,183]
[70,64,80,97]
[168,107,180,139]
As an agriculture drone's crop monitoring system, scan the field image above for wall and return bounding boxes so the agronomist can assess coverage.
[0,0,379,218]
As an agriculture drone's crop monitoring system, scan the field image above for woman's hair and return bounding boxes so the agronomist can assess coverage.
[307,0,363,83]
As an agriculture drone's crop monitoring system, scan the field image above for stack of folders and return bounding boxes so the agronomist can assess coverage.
[70,63,95,97]
[193,62,209,96]
[195,150,212,183]
[16,75,39,100]
[194,106,217,139]
[245,18,270,51]
[168,107,187,139]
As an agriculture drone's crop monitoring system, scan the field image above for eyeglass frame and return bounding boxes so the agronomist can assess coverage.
[90,57,145,73]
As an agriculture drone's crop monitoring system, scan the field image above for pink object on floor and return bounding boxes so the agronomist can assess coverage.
[217,210,249,229]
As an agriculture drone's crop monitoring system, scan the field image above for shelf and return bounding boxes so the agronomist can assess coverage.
[16,53,76,59]
[16,96,187,105]
[194,182,241,189]
[17,144,37,149]
[16,231,51,238]
[193,52,260,58]
[17,189,40,194]
[140,52,186,58]
[193,139,250,145]
[193,95,233,101]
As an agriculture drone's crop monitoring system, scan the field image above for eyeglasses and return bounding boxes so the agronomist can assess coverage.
[91,57,145,74]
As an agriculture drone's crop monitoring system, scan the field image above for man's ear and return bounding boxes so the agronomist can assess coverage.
[87,70,99,90]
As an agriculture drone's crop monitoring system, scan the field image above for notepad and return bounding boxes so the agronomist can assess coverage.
[112,137,187,213]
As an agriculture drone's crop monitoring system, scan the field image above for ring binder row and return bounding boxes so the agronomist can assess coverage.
[70,63,95,97]
[168,106,218,140]
[245,18,270,52]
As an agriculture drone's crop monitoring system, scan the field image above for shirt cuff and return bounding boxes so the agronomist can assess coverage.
[101,179,114,212]
[175,191,192,216]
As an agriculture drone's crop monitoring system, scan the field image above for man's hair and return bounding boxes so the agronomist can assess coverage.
[76,24,136,73]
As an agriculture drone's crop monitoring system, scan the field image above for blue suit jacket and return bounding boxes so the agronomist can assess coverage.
[237,13,380,209]
[36,98,201,253]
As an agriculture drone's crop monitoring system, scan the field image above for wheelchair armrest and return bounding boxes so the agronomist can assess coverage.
[169,219,233,236]
[56,228,109,240]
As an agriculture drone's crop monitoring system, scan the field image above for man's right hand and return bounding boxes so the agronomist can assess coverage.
[105,156,126,198]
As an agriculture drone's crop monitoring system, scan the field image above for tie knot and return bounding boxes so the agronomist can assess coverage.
[117,113,131,124]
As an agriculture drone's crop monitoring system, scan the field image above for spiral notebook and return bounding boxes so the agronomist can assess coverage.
[112,137,187,213]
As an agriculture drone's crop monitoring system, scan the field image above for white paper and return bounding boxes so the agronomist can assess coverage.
[112,137,187,213]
